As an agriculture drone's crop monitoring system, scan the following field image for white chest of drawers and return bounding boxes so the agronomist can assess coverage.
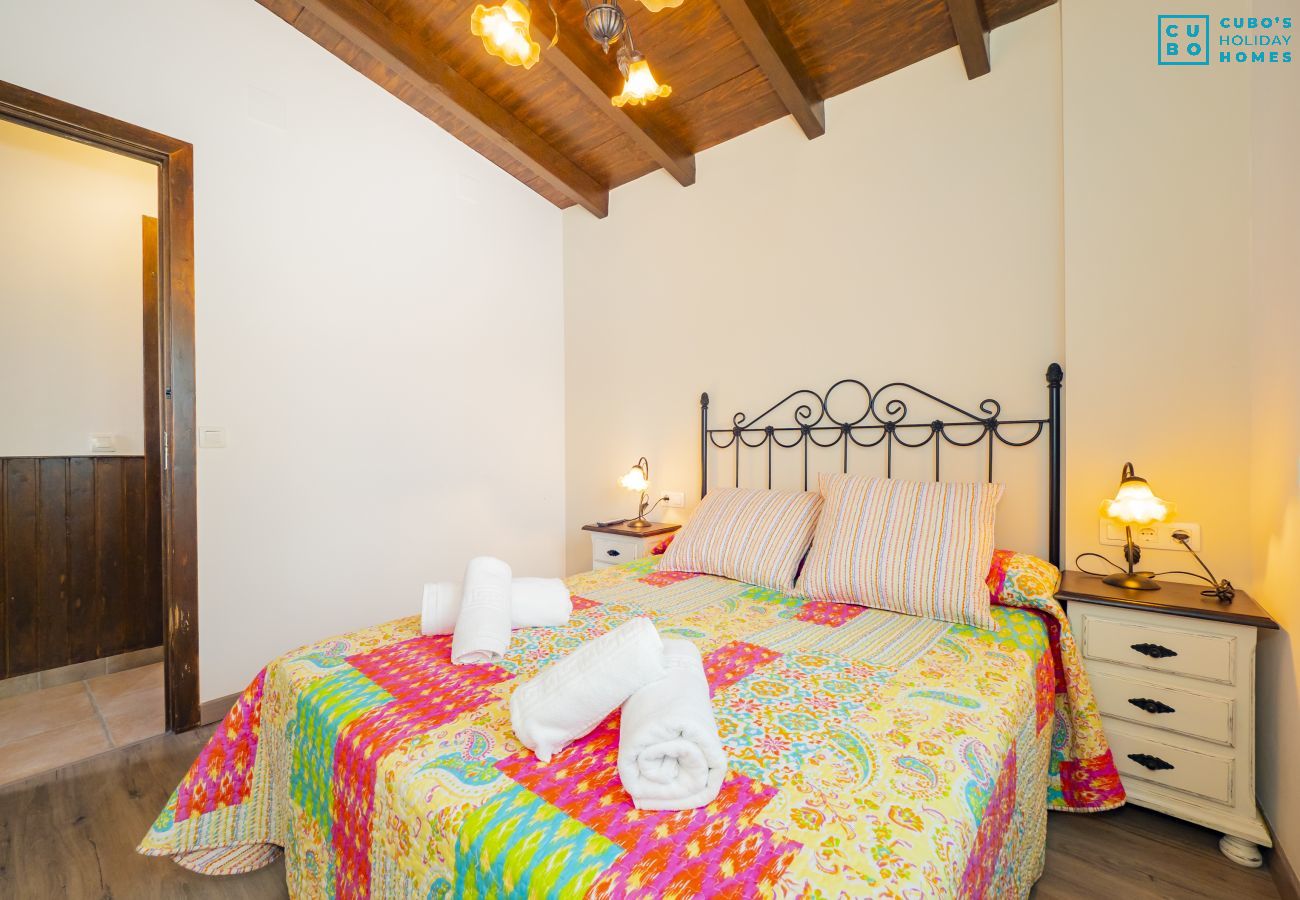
[1060,571,1279,867]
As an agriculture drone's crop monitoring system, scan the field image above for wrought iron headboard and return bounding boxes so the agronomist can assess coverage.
[700,363,1064,566]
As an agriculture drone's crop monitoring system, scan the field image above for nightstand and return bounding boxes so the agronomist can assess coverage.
[1058,571,1279,867]
[581,522,679,570]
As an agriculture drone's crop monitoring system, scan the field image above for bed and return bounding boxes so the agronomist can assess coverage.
[140,365,1124,898]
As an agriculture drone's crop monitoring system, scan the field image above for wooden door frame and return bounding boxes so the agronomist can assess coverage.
[0,79,200,732]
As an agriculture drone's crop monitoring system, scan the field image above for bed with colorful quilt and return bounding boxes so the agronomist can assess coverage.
[140,550,1122,898]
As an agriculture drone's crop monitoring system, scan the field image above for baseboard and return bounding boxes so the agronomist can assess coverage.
[1266,812,1300,900]
[0,645,163,700]
[199,692,240,726]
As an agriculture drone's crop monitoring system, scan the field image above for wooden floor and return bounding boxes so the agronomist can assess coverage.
[0,724,1283,899]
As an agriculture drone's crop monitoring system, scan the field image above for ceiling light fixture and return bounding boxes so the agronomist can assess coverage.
[471,0,673,108]
[471,0,542,69]
[613,44,671,106]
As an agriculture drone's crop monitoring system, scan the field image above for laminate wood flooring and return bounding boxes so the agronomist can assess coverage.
[0,725,1284,899]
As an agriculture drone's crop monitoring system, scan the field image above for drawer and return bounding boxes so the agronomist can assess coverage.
[1081,613,1235,684]
[1106,723,1234,805]
[590,534,645,565]
[1090,670,1234,746]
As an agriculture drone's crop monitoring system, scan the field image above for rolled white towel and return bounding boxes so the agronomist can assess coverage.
[450,557,513,665]
[422,582,462,636]
[510,617,665,762]
[617,639,727,811]
[511,578,573,628]
[422,578,572,636]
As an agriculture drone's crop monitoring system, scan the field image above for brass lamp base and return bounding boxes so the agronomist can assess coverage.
[1103,571,1162,591]
[623,517,653,529]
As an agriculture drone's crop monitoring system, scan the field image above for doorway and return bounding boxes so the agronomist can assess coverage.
[0,80,198,737]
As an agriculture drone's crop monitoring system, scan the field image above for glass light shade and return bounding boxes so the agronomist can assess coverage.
[620,467,650,492]
[612,58,672,107]
[1100,476,1173,525]
[638,0,684,10]
[471,0,541,69]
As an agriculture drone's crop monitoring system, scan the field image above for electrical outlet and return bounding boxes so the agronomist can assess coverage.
[663,491,685,509]
[1099,520,1201,552]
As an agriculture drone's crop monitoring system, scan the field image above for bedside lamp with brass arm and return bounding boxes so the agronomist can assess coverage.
[619,457,660,529]
[1098,461,1174,591]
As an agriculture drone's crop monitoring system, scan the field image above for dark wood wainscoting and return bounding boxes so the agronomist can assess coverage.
[0,456,162,679]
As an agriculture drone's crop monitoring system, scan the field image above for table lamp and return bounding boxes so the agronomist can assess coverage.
[619,457,654,528]
[1099,462,1173,591]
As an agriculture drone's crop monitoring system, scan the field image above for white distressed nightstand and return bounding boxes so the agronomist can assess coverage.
[1059,571,1279,867]
[581,522,679,570]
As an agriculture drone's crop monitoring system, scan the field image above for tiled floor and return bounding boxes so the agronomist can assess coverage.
[0,661,164,786]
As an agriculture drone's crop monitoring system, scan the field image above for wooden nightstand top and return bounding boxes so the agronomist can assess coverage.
[1057,570,1277,630]
[581,522,680,538]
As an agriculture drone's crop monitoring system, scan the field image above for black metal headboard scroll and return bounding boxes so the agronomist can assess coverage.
[699,363,1064,567]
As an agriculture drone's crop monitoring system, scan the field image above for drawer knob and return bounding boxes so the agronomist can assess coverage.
[1130,642,1178,659]
[1128,697,1176,715]
[1128,752,1175,772]
[606,548,621,557]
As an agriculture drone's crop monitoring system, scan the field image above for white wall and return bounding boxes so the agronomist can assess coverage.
[1248,0,1300,863]
[1062,0,1253,587]
[0,0,566,701]
[0,119,156,457]
[564,8,1065,573]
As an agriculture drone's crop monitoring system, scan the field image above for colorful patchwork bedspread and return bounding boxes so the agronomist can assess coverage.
[140,552,1123,898]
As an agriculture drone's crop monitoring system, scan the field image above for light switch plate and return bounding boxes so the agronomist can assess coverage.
[198,426,227,449]
[663,491,685,509]
[89,433,117,454]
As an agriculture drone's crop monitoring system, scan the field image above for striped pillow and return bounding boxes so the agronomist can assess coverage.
[659,488,823,592]
[797,474,1004,629]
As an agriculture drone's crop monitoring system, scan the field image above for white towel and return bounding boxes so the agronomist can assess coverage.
[509,617,665,762]
[450,557,513,665]
[422,578,572,636]
[617,639,727,811]
[511,577,573,628]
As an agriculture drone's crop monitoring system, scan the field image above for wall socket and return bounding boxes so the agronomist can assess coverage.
[663,491,685,508]
[1099,520,1202,552]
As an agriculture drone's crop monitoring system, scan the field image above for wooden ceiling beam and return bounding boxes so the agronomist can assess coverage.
[296,0,609,216]
[713,0,824,139]
[943,0,992,79]
[530,16,695,187]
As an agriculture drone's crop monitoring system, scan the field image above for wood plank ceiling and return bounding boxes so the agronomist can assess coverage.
[258,0,1054,216]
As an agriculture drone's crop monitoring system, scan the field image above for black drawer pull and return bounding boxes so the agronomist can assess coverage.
[1128,697,1176,715]
[1130,642,1178,659]
[1128,752,1175,771]
[606,548,621,557]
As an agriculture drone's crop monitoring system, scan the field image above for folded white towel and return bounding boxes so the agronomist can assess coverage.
[422,578,572,636]
[617,639,727,811]
[509,617,665,762]
[450,557,513,665]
